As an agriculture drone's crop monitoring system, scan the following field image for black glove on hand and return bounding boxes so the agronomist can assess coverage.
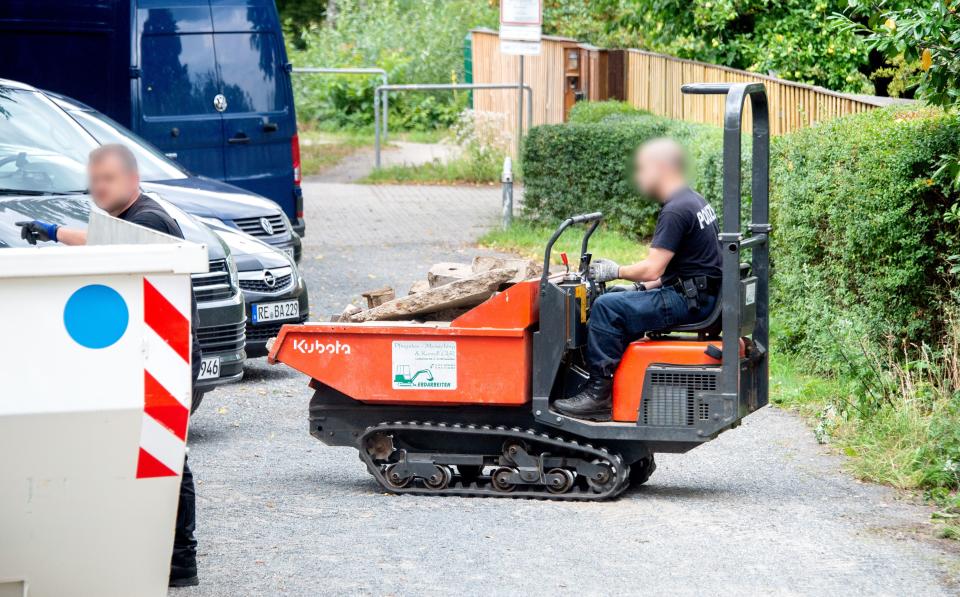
[16,220,59,245]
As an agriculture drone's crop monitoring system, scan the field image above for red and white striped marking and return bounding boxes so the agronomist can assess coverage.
[137,276,191,478]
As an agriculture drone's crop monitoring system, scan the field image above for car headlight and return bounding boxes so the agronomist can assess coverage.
[198,216,228,230]
[226,255,239,289]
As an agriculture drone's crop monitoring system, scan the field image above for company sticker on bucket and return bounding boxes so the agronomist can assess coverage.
[392,341,457,390]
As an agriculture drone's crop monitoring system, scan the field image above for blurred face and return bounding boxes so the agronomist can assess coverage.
[88,154,140,215]
[633,149,664,198]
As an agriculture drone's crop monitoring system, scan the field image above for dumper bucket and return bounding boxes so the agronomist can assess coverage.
[270,280,540,406]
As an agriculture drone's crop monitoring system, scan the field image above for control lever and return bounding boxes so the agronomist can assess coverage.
[578,252,593,277]
[560,252,569,274]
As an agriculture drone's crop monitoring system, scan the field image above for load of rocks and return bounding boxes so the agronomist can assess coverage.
[332,256,542,323]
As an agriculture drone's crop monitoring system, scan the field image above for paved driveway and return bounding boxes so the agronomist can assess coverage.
[176,182,958,596]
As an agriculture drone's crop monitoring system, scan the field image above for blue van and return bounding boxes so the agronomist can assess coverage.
[0,0,306,235]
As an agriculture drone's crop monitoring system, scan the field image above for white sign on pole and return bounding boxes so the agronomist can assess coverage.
[501,0,542,26]
[500,0,542,56]
[500,40,541,56]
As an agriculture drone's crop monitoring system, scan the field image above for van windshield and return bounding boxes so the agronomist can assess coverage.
[0,89,96,194]
[66,109,189,182]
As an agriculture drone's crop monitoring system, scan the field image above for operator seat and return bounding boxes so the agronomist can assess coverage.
[656,263,750,340]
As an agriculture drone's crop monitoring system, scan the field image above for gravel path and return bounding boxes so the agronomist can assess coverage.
[174,181,958,596]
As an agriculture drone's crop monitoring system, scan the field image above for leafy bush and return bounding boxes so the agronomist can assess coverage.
[288,0,497,130]
[771,107,960,364]
[521,112,748,237]
[567,100,646,124]
[536,0,882,94]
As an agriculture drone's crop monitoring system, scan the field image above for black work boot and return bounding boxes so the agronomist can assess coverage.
[553,377,613,421]
[169,560,199,588]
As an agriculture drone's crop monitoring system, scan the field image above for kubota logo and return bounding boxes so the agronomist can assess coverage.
[292,339,352,355]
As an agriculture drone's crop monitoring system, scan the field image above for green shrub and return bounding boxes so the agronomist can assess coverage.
[771,107,960,365]
[567,101,646,124]
[521,113,748,237]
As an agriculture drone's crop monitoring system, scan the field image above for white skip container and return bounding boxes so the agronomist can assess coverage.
[0,213,207,597]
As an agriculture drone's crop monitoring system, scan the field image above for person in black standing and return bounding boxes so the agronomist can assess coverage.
[18,144,201,587]
[552,138,722,421]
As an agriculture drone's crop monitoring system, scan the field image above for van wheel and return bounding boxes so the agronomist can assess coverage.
[629,456,656,487]
[190,390,205,415]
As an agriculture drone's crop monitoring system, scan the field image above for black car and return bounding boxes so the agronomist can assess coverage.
[46,92,303,263]
[0,79,246,394]
[204,223,309,358]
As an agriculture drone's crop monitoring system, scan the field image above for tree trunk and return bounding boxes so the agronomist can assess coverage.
[326,0,337,26]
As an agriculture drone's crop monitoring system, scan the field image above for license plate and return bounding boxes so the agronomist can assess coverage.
[198,356,221,380]
[252,299,299,324]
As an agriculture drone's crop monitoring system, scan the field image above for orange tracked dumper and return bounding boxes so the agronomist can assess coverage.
[269,83,770,500]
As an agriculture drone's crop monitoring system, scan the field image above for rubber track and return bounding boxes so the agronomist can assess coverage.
[358,421,631,501]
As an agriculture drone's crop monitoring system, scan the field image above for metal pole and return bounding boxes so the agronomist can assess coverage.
[516,56,524,161]
[374,87,381,168]
[526,87,533,134]
[381,73,389,141]
[501,156,513,229]
[372,83,533,170]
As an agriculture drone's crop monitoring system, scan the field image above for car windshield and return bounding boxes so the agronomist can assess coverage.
[0,88,97,194]
[66,109,188,182]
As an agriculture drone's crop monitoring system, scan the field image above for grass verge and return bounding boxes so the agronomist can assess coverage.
[297,126,451,177]
[773,349,960,540]
[478,220,646,265]
[483,220,960,540]
[360,154,502,185]
[299,129,371,176]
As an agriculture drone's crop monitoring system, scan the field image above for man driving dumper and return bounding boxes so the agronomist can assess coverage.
[553,138,722,421]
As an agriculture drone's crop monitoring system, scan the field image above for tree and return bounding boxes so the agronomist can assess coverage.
[837,1,960,109]
[836,1,960,188]
[275,0,328,47]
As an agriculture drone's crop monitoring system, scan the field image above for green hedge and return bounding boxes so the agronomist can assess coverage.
[521,110,747,237]
[522,104,960,361]
[771,107,960,361]
[567,100,647,124]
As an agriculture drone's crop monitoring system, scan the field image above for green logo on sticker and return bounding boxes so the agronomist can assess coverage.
[393,365,451,388]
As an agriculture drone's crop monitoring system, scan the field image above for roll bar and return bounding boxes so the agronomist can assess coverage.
[681,82,770,402]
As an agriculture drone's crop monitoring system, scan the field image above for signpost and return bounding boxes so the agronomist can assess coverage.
[499,0,542,158]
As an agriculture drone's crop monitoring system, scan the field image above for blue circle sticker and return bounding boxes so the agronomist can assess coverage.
[63,284,129,349]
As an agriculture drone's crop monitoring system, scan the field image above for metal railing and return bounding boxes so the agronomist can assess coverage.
[373,83,533,168]
[292,67,389,139]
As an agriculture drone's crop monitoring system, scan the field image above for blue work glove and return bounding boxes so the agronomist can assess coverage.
[16,220,59,245]
[589,258,620,283]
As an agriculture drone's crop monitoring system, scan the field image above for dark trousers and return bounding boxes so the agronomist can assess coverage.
[586,287,718,377]
[171,389,201,575]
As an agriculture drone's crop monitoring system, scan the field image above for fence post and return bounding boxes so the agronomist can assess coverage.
[371,83,532,170]
[501,156,513,229]
[374,87,381,168]
[517,56,524,160]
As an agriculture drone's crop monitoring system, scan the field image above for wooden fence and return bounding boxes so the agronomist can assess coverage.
[469,29,575,141]
[470,28,888,139]
[624,49,879,136]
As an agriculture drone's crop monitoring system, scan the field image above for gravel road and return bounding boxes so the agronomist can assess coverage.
[174,181,958,596]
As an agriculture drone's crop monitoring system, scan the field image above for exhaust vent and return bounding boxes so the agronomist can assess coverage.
[641,368,718,426]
